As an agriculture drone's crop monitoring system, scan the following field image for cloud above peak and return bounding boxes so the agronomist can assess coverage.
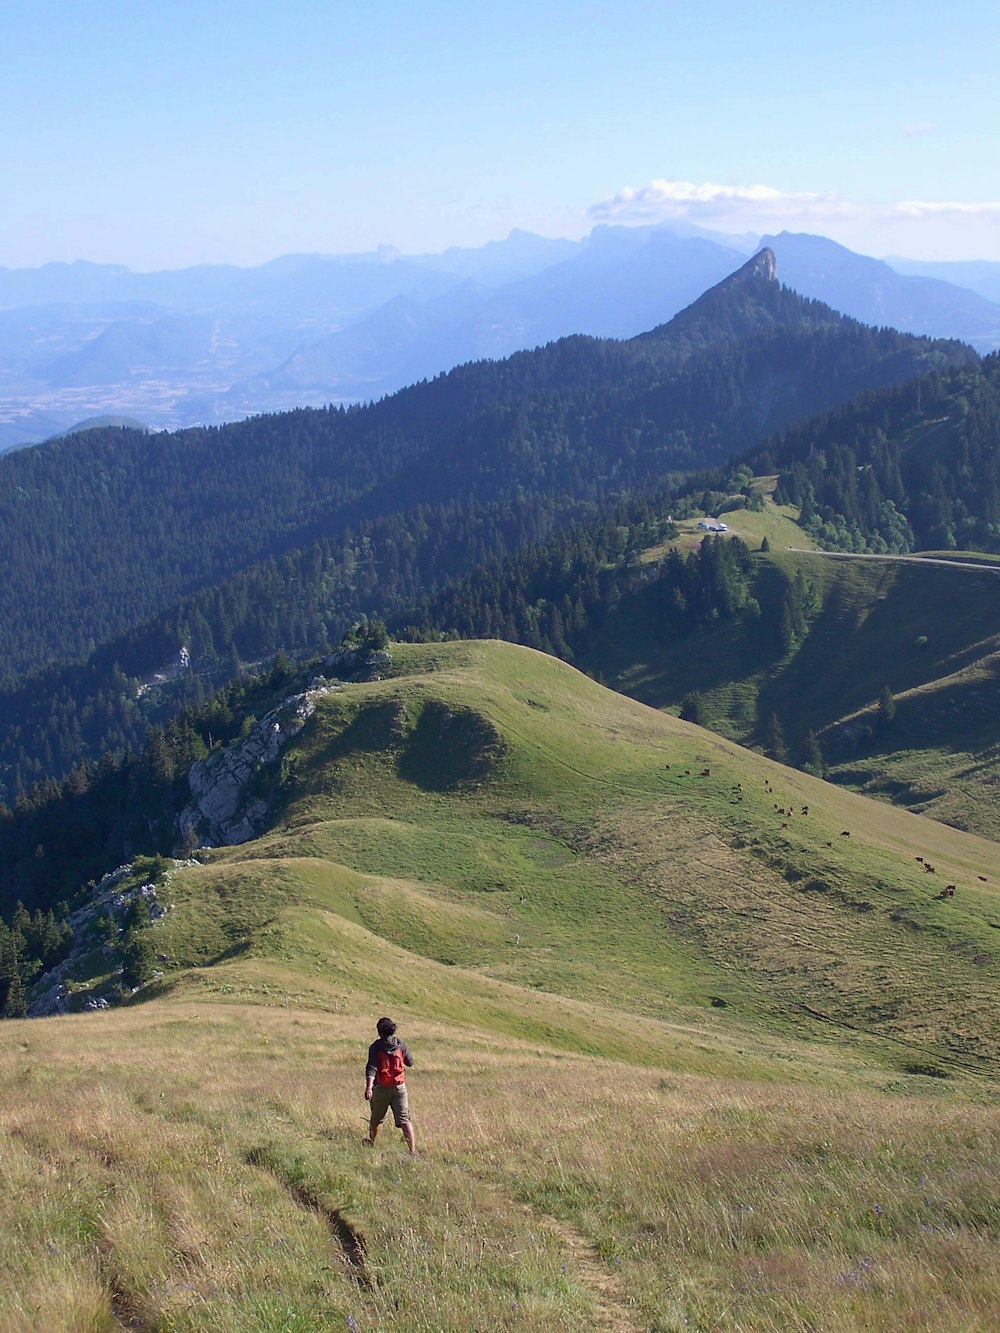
[587,178,1000,258]
[588,179,850,227]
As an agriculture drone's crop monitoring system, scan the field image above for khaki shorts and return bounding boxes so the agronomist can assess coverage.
[370,1083,410,1128]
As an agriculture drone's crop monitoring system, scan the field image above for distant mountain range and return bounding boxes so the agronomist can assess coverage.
[2,225,1000,451]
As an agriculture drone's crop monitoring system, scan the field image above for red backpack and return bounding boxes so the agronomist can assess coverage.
[375,1043,406,1086]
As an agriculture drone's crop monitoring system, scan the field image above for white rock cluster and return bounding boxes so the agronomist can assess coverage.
[177,689,326,847]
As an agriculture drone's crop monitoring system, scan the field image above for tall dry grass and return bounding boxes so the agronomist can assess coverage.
[1,1001,997,1330]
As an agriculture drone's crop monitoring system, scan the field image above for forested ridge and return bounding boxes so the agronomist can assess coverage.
[739,354,1000,553]
[0,495,565,799]
[0,254,970,684]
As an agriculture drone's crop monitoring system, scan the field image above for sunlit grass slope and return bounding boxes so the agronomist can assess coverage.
[641,492,817,560]
[588,542,1000,837]
[148,639,1000,1076]
[4,640,999,1330]
[3,1002,999,1332]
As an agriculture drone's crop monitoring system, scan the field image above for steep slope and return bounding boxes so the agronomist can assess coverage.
[577,522,1000,837]
[765,232,1000,352]
[258,225,749,399]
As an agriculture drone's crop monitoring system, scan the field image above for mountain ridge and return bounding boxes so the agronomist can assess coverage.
[3,225,998,450]
[0,270,978,805]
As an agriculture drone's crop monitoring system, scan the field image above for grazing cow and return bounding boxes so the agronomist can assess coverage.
[841,830,851,837]
[978,875,988,882]
[801,806,809,816]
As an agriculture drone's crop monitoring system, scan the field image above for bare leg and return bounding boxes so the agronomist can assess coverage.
[402,1122,416,1154]
[368,1122,380,1146]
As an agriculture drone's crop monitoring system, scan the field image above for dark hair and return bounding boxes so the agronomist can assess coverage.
[376,1016,396,1037]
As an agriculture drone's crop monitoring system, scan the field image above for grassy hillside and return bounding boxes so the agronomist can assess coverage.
[4,641,1000,1330]
[585,511,1000,838]
[641,487,817,561]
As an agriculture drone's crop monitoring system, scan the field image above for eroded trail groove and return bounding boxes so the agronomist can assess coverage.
[244,1148,374,1289]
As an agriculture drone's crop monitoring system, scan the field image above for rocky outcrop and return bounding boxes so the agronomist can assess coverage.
[176,650,392,848]
[177,689,325,847]
[27,863,171,1017]
[746,247,777,282]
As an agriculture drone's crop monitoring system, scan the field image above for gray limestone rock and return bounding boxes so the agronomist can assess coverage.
[177,688,327,848]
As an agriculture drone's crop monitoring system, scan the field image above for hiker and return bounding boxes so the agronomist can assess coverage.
[364,1016,416,1154]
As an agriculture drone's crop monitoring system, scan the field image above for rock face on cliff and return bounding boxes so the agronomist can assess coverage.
[27,865,168,1017]
[177,690,328,848]
[745,247,777,282]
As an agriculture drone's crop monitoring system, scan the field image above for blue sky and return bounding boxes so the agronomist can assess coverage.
[3,0,999,270]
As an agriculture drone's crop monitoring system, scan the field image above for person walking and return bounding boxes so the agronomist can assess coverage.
[364,1016,416,1154]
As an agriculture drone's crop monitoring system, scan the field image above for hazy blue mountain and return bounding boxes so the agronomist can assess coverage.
[884,257,1000,306]
[762,232,1000,351]
[0,413,69,453]
[2,226,999,452]
[416,228,583,284]
[47,415,149,439]
[0,260,133,307]
[0,236,588,448]
[0,238,577,316]
[250,226,749,400]
[495,225,749,338]
[39,314,221,387]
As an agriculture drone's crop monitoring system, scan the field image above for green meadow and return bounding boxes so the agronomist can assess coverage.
[589,494,1000,839]
[5,641,999,1330]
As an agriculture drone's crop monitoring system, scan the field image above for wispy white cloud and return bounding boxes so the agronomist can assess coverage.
[902,122,936,138]
[588,178,1000,236]
[892,198,1000,219]
[589,178,855,226]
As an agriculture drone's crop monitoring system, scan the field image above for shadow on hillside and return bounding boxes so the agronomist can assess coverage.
[397,700,506,791]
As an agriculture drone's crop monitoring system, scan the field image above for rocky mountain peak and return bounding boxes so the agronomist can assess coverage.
[742,247,777,282]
